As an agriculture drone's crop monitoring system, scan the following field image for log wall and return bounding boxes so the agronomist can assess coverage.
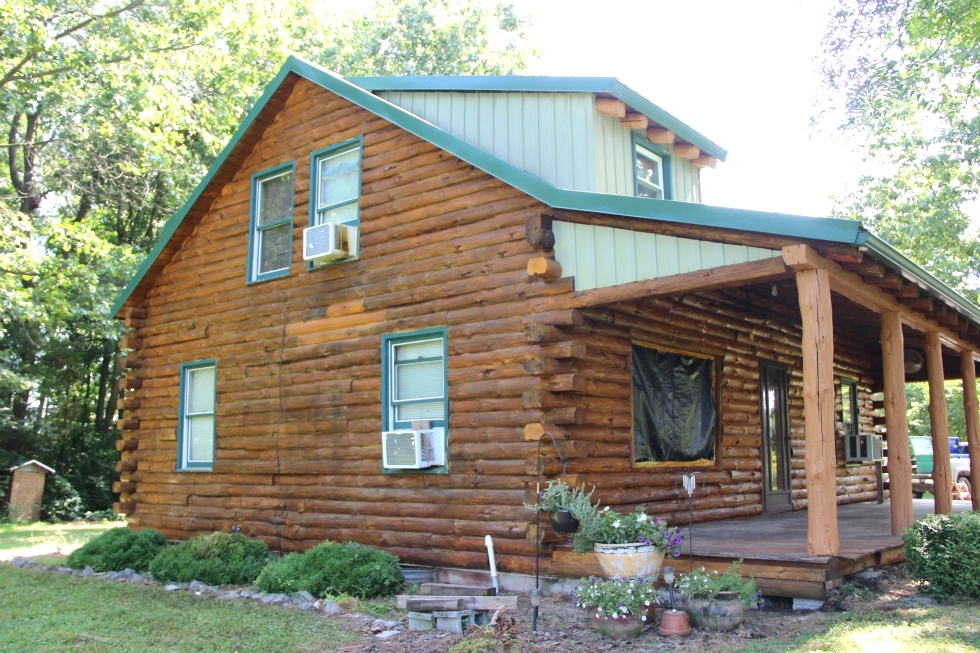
[117,74,882,575]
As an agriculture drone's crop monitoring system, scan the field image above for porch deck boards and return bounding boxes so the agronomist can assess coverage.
[545,499,972,600]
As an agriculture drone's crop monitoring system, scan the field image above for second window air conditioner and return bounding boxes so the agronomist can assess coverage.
[303,222,358,263]
[844,433,884,463]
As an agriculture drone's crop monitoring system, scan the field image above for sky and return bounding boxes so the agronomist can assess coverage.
[518,0,857,218]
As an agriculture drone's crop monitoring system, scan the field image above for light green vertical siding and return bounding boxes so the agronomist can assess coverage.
[553,221,782,292]
[379,91,596,191]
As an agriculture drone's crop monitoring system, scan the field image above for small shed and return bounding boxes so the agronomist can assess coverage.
[7,460,55,523]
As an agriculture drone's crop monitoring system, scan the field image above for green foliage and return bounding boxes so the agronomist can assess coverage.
[255,541,404,599]
[39,475,84,523]
[148,531,271,585]
[572,575,659,621]
[676,560,761,609]
[524,480,602,554]
[581,507,687,558]
[821,0,980,300]
[903,511,980,600]
[66,526,167,572]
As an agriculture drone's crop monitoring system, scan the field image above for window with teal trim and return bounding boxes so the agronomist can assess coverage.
[249,163,294,282]
[634,143,666,199]
[840,378,858,436]
[178,360,216,471]
[309,139,361,266]
[382,330,447,432]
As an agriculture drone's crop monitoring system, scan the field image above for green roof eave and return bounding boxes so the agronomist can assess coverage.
[110,56,867,317]
[864,234,980,326]
[351,74,728,161]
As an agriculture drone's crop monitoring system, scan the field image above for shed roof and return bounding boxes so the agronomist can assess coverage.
[8,460,55,474]
[110,56,980,331]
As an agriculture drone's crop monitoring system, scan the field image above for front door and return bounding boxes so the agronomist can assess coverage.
[760,360,792,513]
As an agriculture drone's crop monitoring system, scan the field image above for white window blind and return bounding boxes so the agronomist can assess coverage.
[184,366,215,464]
[392,338,444,422]
[316,148,359,225]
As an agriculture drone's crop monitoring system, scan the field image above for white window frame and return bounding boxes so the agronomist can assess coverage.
[249,163,294,282]
[178,360,216,471]
[634,143,666,199]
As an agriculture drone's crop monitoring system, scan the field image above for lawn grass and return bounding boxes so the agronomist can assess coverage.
[0,521,125,562]
[0,565,360,653]
[745,605,980,653]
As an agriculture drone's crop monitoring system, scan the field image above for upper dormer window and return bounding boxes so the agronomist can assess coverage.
[635,144,665,199]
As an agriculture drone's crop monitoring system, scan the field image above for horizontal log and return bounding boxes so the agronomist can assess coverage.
[524,322,568,344]
[543,373,586,393]
[672,144,700,159]
[122,378,143,391]
[620,113,648,130]
[126,307,147,320]
[646,128,675,144]
[115,460,138,473]
[595,98,626,118]
[114,481,137,494]
[115,439,139,452]
[120,337,143,350]
[113,501,136,514]
[524,423,566,441]
[116,419,140,431]
[527,257,562,280]
[121,399,141,411]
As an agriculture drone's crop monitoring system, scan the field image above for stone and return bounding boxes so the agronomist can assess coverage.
[295,602,314,611]
[320,600,342,615]
[375,631,400,640]
[164,584,182,592]
[130,574,143,583]
[218,590,242,600]
[260,593,289,605]
[12,557,34,568]
[291,590,315,604]
[78,566,95,577]
[188,580,206,592]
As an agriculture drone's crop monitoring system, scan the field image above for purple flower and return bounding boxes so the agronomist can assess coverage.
[674,551,681,557]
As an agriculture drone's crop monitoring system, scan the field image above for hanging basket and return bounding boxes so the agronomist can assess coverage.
[593,543,665,579]
[548,509,580,534]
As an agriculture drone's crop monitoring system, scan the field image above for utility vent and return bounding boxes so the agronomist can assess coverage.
[844,433,883,463]
[303,222,357,263]
[382,429,445,469]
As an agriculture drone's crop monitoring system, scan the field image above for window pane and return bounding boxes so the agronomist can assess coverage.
[841,384,853,425]
[318,149,360,209]
[396,400,444,422]
[258,223,291,274]
[258,172,293,226]
[316,202,358,226]
[186,415,214,462]
[186,367,215,414]
[635,146,664,199]
[395,360,443,401]
[395,339,443,361]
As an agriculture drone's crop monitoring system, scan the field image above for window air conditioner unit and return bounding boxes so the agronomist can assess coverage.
[382,429,445,469]
[303,222,357,263]
[844,433,883,463]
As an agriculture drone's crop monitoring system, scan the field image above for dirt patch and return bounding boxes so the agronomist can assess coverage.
[346,565,920,653]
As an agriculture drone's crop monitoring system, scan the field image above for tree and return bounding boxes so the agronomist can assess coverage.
[0,0,535,514]
[820,0,980,301]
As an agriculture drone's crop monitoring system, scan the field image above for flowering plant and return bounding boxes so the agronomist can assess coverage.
[572,575,659,621]
[676,560,761,609]
[584,507,687,557]
[524,480,602,554]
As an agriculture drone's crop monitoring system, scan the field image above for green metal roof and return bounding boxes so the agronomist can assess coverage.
[112,56,980,331]
[351,74,728,161]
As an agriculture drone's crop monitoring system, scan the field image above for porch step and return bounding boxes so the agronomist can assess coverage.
[418,582,495,596]
[396,594,519,611]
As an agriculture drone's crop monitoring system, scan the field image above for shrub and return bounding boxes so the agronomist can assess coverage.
[67,527,168,572]
[149,531,272,585]
[903,511,980,600]
[676,560,761,609]
[256,541,404,599]
[40,475,85,522]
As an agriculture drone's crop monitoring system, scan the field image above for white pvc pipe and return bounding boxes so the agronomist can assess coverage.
[484,534,499,594]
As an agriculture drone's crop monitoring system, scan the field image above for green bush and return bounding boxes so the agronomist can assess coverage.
[40,475,85,522]
[256,541,404,599]
[903,511,980,600]
[148,531,272,585]
[66,527,168,572]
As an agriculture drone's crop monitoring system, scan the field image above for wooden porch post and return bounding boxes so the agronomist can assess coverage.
[795,268,839,556]
[961,350,980,511]
[925,332,952,514]
[881,312,914,534]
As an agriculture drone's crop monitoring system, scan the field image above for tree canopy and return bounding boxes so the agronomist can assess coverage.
[821,0,980,301]
[0,0,535,516]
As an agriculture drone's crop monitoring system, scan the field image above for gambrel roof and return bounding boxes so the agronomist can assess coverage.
[112,56,980,330]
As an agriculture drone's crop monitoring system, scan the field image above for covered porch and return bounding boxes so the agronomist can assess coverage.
[548,499,974,599]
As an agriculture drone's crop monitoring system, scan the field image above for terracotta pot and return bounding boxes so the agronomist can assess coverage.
[685,591,745,632]
[658,609,692,637]
[548,509,579,534]
[593,543,665,579]
[584,608,647,639]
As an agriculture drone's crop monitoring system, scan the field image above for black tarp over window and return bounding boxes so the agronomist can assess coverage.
[633,344,716,463]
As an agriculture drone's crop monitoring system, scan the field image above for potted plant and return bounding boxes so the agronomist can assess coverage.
[572,575,659,639]
[579,507,686,579]
[525,480,601,552]
[675,560,760,631]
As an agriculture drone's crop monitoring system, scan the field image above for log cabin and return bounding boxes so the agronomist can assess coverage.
[112,56,980,600]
